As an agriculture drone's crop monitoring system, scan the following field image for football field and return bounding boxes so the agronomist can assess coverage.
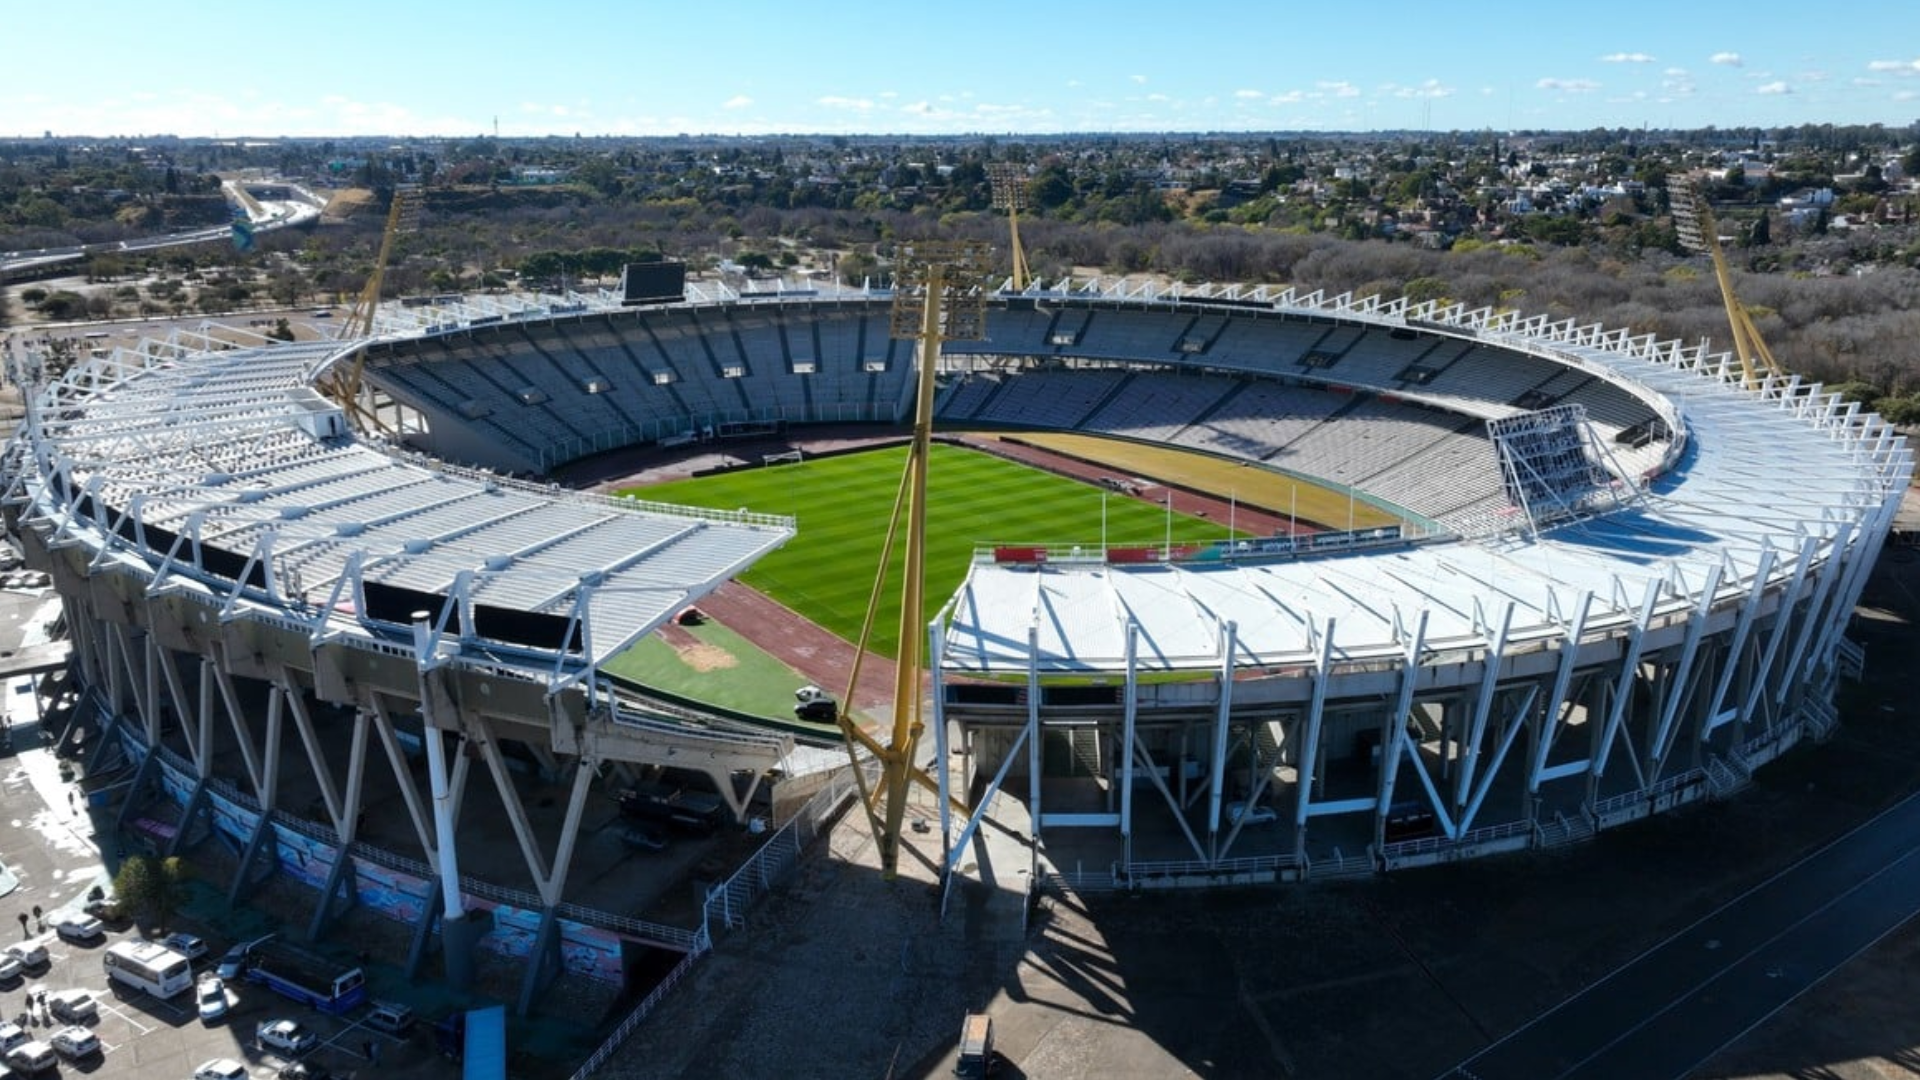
[620,442,1237,659]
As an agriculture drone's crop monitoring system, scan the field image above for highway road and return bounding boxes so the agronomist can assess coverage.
[1442,789,1920,1080]
[0,179,321,274]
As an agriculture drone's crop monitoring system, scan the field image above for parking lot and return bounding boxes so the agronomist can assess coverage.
[0,665,466,1080]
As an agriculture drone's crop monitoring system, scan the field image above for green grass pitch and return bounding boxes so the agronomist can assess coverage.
[620,443,1238,658]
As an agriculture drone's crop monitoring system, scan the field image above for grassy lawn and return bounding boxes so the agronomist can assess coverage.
[620,443,1235,658]
[600,618,810,717]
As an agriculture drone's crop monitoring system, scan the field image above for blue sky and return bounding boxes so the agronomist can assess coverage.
[7,1,1919,138]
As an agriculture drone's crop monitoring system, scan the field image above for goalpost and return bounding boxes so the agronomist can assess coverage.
[762,449,804,467]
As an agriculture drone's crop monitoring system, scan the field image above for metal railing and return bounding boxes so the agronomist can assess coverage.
[1121,852,1300,883]
[702,761,863,933]
[1379,818,1532,862]
[567,763,864,1080]
[563,924,713,1080]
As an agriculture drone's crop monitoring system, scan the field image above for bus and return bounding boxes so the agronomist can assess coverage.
[102,940,193,999]
[243,939,366,1014]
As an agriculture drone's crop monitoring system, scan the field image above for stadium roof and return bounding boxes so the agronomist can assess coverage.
[940,308,1911,675]
[12,332,793,681]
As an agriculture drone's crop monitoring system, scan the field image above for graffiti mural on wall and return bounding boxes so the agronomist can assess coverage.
[119,726,624,982]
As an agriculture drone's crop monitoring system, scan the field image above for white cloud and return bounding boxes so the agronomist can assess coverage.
[1234,89,1264,99]
[721,95,752,110]
[1710,52,1743,67]
[1756,81,1791,95]
[815,96,874,111]
[1270,90,1305,104]
[1129,74,1148,85]
[1387,78,1454,99]
[1537,77,1601,93]
[1316,80,1361,98]
[1866,58,1920,73]
[1897,89,1919,101]
[1599,52,1655,63]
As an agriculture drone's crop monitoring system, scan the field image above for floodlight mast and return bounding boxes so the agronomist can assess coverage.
[839,239,992,879]
[1669,174,1784,389]
[323,184,422,432]
[987,163,1031,291]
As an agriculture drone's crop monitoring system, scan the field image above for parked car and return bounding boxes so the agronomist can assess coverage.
[619,824,669,852]
[277,1063,334,1080]
[5,1040,53,1075]
[3,942,46,970]
[257,1018,317,1055]
[50,913,104,944]
[46,989,96,1024]
[164,932,209,962]
[47,1026,98,1060]
[0,1021,26,1053]
[196,975,229,1023]
[194,1059,248,1080]
[364,1000,415,1037]
[0,955,21,983]
[1226,800,1278,826]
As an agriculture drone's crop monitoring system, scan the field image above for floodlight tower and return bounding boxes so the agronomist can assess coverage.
[986,163,1031,291]
[840,239,994,878]
[1669,173,1784,389]
[323,184,422,431]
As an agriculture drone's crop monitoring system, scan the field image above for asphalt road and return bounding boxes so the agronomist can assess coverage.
[1445,788,1920,1080]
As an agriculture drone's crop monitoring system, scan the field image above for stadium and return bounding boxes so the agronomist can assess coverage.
[1,269,1909,1018]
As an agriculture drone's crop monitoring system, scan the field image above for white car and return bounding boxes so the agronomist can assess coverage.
[0,1021,25,1052]
[5,1040,54,1075]
[164,932,209,962]
[0,954,21,982]
[50,912,104,944]
[193,1059,248,1080]
[196,975,229,1022]
[46,988,97,1023]
[47,1025,98,1059]
[1226,800,1279,826]
[3,942,46,969]
[256,1018,317,1054]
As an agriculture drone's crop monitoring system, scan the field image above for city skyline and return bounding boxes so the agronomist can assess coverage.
[6,0,1920,140]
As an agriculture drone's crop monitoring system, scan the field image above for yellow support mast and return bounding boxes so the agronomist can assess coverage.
[322,184,421,432]
[1670,174,1784,389]
[987,163,1031,291]
[838,240,994,878]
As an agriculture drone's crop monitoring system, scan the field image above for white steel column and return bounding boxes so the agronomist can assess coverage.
[1648,563,1722,778]
[1025,623,1041,848]
[932,618,952,861]
[1119,621,1138,870]
[1594,578,1663,786]
[1376,610,1428,848]
[1702,548,1776,734]
[1205,620,1236,858]
[1528,592,1592,794]
[1291,618,1335,859]
[1738,533,1819,728]
[1454,602,1514,810]
[1772,522,1852,708]
[412,615,463,922]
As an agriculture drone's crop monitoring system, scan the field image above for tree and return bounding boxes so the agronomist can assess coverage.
[112,854,191,931]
